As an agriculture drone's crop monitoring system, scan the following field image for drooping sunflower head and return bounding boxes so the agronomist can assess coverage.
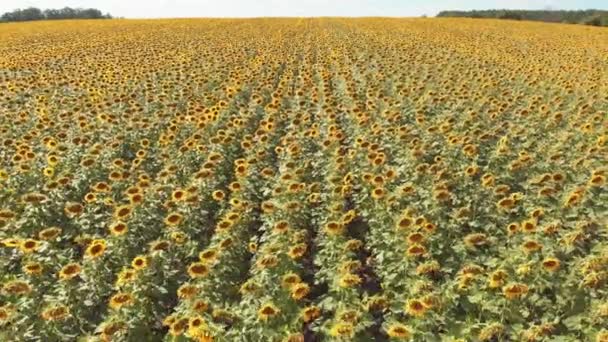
[258,302,280,321]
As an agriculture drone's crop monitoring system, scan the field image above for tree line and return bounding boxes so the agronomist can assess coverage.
[1,7,112,23]
[436,9,608,27]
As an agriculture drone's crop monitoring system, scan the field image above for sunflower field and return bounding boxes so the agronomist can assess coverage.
[0,18,607,342]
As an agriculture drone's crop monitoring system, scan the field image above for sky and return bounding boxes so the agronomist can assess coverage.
[1,0,607,18]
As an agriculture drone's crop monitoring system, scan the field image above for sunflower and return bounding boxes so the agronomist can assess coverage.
[1,238,20,248]
[192,299,209,313]
[169,317,189,336]
[589,174,606,187]
[338,273,362,288]
[115,268,136,287]
[386,322,412,339]
[109,292,134,310]
[258,303,280,321]
[199,248,218,264]
[219,237,234,250]
[128,193,144,205]
[177,284,199,299]
[212,190,225,201]
[290,282,310,300]
[3,280,31,295]
[23,262,43,275]
[541,257,560,272]
[325,221,345,236]
[256,254,279,269]
[329,322,354,338]
[100,321,127,340]
[496,197,515,210]
[488,269,508,289]
[93,181,111,193]
[406,244,427,257]
[521,219,537,233]
[131,255,148,270]
[281,273,302,288]
[463,233,488,248]
[502,283,529,300]
[416,260,441,276]
[273,220,290,234]
[41,305,69,321]
[171,189,186,201]
[344,239,363,251]
[85,239,107,259]
[19,239,40,254]
[478,323,505,341]
[239,279,260,296]
[0,306,11,323]
[288,243,307,259]
[164,212,184,227]
[521,240,542,254]
[64,202,84,217]
[188,262,210,278]
[371,187,385,199]
[59,263,82,280]
[187,315,210,339]
[248,241,258,253]
[405,299,427,317]
[113,205,133,220]
[84,192,97,203]
[109,221,128,236]
[301,305,321,323]
[407,232,425,244]
[216,219,233,231]
[396,215,413,230]
[150,240,170,252]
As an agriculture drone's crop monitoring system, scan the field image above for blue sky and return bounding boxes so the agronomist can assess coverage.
[1,0,607,18]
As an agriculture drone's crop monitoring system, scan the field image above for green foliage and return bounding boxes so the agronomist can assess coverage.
[437,9,608,27]
[0,7,111,23]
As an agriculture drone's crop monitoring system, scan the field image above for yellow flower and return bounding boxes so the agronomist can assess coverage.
[199,248,219,264]
[325,221,344,236]
[258,303,280,321]
[281,273,302,289]
[338,273,362,288]
[405,299,427,317]
[113,205,133,220]
[85,239,107,258]
[41,305,69,321]
[109,292,134,310]
[502,283,529,300]
[109,221,128,236]
[188,262,210,278]
[406,244,426,257]
[164,212,184,227]
[19,239,40,254]
[589,174,606,187]
[386,322,412,339]
[59,263,81,280]
[212,190,225,201]
[131,255,148,270]
[23,262,43,275]
[541,257,560,272]
[301,305,321,323]
[290,282,310,300]
[329,322,354,338]
[0,305,12,323]
[371,187,386,199]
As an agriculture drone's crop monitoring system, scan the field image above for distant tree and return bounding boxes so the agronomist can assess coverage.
[1,7,111,23]
[436,9,608,27]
